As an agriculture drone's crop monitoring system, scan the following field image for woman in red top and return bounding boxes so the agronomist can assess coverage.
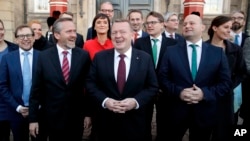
[83,13,113,60]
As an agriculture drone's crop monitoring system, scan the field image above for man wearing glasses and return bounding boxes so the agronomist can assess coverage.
[230,10,249,129]
[0,25,39,141]
[162,12,185,42]
[134,11,176,141]
[86,1,114,40]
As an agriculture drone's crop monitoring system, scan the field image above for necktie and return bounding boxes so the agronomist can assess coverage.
[62,51,70,84]
[117,54,126,94]
[134,32,139,42]
[190,44,197,81]
[169,34,174,39]
[234,34,239,45]
[152,39,158,65]
[22,52,31,106]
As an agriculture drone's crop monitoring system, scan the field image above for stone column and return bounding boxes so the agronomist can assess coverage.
[49,0,68,16]
[183,0,205,18]
[0,0,15,42]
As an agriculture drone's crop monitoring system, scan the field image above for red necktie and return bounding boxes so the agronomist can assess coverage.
[117,54,126,94]
[62,51,70,84]
[134,32,139,42]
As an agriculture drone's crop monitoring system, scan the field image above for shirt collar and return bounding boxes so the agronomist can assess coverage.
[150,35,162,42]
[19,48,33,55]
[114,46,132,59]
[186,39,202,48]
[57,44,72,55]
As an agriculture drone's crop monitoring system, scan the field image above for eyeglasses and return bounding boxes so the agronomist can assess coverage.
[16,34,33,40]
[231,17,244,21]
[100,9,114,13]
[144,21,161,26]
[167,19,179,22]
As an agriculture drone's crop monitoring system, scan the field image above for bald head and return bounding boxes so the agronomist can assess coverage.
[182,14,205,43]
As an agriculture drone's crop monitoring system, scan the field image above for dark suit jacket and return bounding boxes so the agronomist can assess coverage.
[158,42,232,126]
[133,35,177,72]
[241,33,249,47]
[86,27,92,40]
[49,33,84,48]
[29,46,90,131]
[162,32,185,43]
[86,48,158,141]
[0,49,39,121]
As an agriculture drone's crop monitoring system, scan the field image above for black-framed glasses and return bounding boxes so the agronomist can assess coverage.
[144,21,161,26]
[100,9,114,13]
[231,17,244,21]
[16,34,33,40]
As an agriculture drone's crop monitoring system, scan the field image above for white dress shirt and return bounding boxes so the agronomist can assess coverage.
[57,45,72,69]
[186,39,202,71]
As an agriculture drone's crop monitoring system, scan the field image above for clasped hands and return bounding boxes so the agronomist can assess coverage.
[105,98,137,113]
[180,84,204,104]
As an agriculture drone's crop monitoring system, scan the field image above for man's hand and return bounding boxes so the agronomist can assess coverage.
[29,122,39,138]
[19,106,29,117]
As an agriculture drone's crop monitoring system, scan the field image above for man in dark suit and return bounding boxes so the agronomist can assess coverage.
[86,1,114,40]
[162,12,185,43]
[133,11,176,141]
[29,18,91,141]
[86,19,158,141]
[157,14,232,141]
[127,9,148,44]
[49,11,84,48]
[0,25,39,141]
[230,10,250,129]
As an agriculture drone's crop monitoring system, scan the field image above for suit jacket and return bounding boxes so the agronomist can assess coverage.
[86,27,93,40]
[49,33,84,48]
[86,48,158,141]
[162,32,185,43]
[241,33,249,47]
[133,35,177,72]
[29,46,91,131]
[158,41,232,126]
[0,49,39,121]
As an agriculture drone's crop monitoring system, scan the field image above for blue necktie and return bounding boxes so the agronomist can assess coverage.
[234,34,239,45]
[233,34,242,113]
[190,44,197,81]
[152,39,158,66]
[22,52,31,106]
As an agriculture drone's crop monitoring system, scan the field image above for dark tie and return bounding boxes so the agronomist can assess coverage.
[152,39,158,66]
[169,34,174,39]
[62,51,70,84]
[22,51,31,106]
[234,34,239,45]
[117,54,126,94]
[190,44,197,81]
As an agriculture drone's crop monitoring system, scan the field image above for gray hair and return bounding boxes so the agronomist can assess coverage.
[163,12,178,21]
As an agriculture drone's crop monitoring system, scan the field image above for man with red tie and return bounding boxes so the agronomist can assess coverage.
[86,19,158,141]
[29,18,91,141]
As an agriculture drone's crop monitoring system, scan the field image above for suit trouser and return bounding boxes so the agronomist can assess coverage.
[0,120,10,141]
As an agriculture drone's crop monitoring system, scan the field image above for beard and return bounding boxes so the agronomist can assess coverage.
[231,22,243,31]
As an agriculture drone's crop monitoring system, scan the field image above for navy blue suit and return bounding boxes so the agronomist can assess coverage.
[0,49,39,141]
[162,32,185,43]
[86,48,158,141]
[29,46,91,141]
[157,42,232,141]
[0,40,18,141]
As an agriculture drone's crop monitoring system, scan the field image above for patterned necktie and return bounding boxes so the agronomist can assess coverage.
[62,51,70,84]
[117,54,126,94]
[234,34,239,46]
[190,44,197,81]
[152,39,158,66]
[22,51,31,106]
